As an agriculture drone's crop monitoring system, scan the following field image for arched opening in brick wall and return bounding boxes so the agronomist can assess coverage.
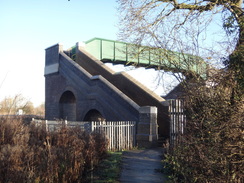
[59,91,76,121]
[84,109,106,121]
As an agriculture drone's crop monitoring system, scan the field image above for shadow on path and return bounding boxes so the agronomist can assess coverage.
[119,147,167,183]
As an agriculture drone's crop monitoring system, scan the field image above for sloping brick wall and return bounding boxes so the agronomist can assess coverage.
[45,43,170,138]
[45,44,140,123]
[75,46,169,137]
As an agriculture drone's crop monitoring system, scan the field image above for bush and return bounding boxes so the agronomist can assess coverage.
[0,118,108,183]
[163,75,244,183]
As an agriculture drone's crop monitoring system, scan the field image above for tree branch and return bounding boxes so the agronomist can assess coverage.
[157,0,216,12]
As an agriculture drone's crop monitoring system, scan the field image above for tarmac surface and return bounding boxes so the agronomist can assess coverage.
[119,147,167,183]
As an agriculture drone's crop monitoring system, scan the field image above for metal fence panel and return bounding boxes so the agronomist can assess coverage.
[32,119,136,151]
[168,99,186,147]
[91,121,136,151]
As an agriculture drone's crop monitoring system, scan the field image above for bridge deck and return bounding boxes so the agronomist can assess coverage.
[67,38,207,78]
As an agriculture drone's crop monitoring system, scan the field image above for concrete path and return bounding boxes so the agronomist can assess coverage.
[119,147,167,183]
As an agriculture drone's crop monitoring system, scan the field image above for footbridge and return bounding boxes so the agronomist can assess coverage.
[66,38,207,78]
[44,38,207,141]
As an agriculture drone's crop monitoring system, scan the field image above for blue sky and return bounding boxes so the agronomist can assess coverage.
[0,0,171,106]
[0,0,118,106]
[0,0,235,107]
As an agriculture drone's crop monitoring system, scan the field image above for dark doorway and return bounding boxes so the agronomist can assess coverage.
[59,91,76,121]
[84,109,105,121]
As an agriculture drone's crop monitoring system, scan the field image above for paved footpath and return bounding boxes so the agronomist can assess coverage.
[119,147,167,183]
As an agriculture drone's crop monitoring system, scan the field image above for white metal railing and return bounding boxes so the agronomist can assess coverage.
[91,121,136,151]
[32,119,136,151]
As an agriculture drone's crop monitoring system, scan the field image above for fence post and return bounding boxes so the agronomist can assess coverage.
[91,121,94,132]
[136,106,158,148]
[45,120,48,131]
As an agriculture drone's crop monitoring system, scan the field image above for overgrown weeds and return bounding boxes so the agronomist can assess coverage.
[0,117,108,183]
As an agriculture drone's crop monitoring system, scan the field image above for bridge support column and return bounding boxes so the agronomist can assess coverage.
[136,106,158,148]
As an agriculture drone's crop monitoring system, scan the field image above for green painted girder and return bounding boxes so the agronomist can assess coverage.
[69,38,208,78]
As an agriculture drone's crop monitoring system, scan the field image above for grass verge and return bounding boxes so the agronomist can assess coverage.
[90,151,123,183]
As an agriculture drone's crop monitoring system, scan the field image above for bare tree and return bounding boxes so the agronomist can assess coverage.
[34,103,45,116]
[117,0,243,100]
[0,94,34,115]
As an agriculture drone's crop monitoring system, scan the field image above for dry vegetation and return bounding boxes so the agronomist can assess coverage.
[0,117,108,183]
[163,73,244,183]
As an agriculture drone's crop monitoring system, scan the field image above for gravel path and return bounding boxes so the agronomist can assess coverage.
[119,147,167,183]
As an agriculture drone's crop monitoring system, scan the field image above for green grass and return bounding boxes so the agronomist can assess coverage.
[89,151,123,183]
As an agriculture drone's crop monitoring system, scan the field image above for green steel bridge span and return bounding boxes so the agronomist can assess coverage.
[66,38,208,78]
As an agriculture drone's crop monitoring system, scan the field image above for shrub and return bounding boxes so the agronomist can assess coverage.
[163,75,244,182]
[0,118,108,183]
